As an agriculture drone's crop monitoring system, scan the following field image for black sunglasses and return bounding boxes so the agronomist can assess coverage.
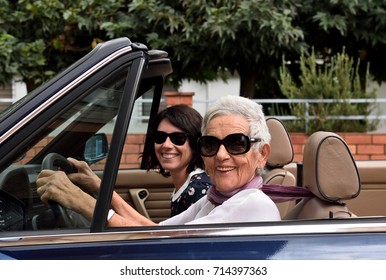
[153,131,189,146]
[197,133,260,157]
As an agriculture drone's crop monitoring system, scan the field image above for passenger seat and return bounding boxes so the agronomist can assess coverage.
[263,117,297,218]
[284,131,360,220]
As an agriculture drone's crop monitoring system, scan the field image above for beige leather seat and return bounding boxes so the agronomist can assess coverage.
[263,117,297,217]
[284,131,361,220]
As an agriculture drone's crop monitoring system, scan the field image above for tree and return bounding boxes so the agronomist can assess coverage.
[0,0,124,91]
[103,0,305,98]
[295,0,386,83]
[0,0,306,96]
[1,0,386,98]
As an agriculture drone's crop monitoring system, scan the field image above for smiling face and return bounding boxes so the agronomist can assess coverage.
[202,114,270,192]
[155,118,193,177]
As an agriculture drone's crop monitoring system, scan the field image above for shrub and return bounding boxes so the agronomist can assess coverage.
[277,48,379,133]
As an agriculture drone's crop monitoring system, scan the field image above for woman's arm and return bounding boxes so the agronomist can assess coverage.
[37,167,156,227]
[107,191,156,227]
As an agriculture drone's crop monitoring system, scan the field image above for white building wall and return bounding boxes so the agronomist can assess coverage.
[179,76,240,117]
[12,77,28,100]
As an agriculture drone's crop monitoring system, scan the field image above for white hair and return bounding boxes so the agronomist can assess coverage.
[202,95,271,150]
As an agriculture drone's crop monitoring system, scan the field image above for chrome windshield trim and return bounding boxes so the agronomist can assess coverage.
[1,220,386,247]
[0,46,133,144]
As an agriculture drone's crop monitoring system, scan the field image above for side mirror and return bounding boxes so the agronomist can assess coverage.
[84,133,108,165]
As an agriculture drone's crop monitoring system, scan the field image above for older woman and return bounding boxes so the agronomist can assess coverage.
[36,95,280,226]
[159,95,281,224]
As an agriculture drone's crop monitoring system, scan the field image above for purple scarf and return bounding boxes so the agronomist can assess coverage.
[207,176,263,206]
[261,184,314,203]
[207,175,313,206]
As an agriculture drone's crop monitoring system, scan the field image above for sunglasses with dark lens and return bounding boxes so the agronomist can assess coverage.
[197,133,260,157]
[153,131,189,146]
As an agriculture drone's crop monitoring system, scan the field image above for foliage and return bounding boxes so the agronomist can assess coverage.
[278,49,379,133]
[103,0,305,98]
[0,34,48,86]
[297,0,386,83]
[0,0,124,91]
[0,0,386,98]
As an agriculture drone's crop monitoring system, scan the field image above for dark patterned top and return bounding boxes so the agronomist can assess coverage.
[170,171,212,217]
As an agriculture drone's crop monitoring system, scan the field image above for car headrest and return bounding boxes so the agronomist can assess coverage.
[302,131,361,203]
[266,117,294,168]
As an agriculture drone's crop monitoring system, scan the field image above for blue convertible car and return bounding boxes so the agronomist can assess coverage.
[1,37,386,260]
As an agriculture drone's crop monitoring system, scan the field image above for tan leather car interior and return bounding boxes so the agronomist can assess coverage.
[284,131,361,220]
[113,170,174,223]
[263,117,297,217]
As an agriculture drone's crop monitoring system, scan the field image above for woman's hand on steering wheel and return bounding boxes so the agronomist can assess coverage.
[38,153,79,228]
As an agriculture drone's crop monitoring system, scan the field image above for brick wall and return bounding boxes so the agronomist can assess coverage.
[0,84,12,112]
[118,132,386,168]
[290,132,386,162]
[19,129,386,168]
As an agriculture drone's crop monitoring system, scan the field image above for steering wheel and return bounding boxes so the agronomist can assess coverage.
[41,153,78,228]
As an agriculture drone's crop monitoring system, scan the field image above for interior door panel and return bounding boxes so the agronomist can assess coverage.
[101,169,174,223]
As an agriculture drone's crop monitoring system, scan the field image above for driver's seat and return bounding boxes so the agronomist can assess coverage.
[284,131,361,220]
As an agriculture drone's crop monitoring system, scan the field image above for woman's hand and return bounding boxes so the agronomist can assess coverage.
[36,170,85,209]
[66,157,101,194]
[36,169,96,220]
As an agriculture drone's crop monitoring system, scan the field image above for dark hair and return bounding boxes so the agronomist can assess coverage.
[143,104,204,177]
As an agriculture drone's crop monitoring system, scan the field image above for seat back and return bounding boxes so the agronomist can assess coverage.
[263,117,296,217]
[284,131,361,220]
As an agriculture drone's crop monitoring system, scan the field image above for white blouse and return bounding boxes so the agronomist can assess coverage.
[160,188,281,225]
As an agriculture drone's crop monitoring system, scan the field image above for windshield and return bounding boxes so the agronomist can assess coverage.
[0,57,164,232]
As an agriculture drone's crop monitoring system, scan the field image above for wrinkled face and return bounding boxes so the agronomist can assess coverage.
[202,114,269,192]
[155,119,193,175]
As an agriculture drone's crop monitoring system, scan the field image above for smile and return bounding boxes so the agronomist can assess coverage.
[162,153,178,159]
[216,166,235,172]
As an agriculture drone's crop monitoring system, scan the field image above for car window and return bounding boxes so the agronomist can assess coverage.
[0,67,132,232]
[90,87,159,171]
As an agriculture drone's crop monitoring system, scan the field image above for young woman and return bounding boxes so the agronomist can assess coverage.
[143,104,212,216]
